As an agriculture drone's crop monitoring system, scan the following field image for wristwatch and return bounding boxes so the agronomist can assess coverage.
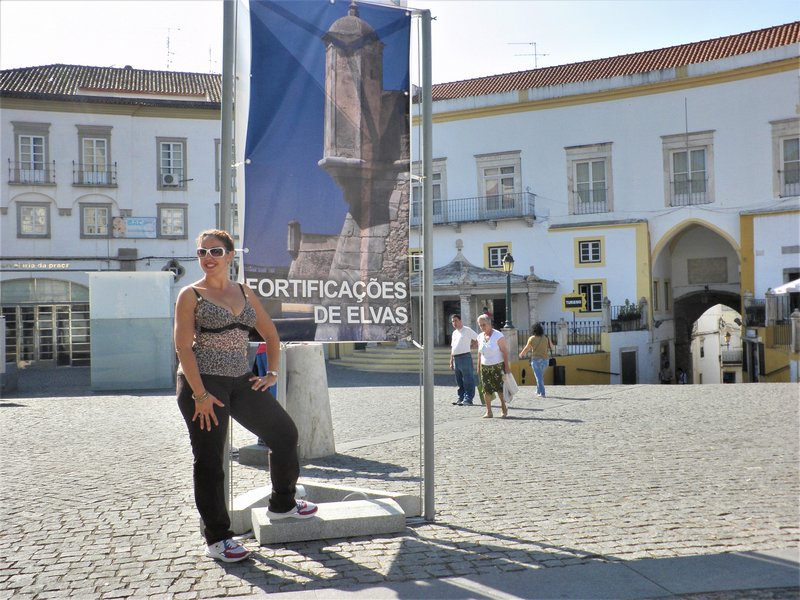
[266,370,279,377]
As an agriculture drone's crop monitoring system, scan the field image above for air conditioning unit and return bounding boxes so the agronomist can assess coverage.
[161,173,179,187]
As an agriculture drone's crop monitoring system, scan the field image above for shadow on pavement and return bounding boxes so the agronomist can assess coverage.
[219,527,799,599]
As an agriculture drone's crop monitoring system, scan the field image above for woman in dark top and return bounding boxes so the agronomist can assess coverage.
[174,229,317,563]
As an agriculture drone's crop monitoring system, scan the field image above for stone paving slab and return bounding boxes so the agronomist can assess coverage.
[0,368,798,599]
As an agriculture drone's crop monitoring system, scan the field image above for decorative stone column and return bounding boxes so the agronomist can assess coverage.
[526,268,540,332]
[601,296,611,333]
[765,290,778,326]
[459,293,472,327]
[556,318,568,356]
[502,327,518,359]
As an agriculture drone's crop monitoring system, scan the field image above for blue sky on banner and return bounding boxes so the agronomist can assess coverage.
[243,0,411,270]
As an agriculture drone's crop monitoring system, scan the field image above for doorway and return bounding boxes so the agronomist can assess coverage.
[442,300,460,345]
[621,349,637,384]
[3,303,90,367]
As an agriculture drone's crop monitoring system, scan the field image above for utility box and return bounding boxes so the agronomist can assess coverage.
[89,272,175,391]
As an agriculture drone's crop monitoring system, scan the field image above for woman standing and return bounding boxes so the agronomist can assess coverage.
[520,322,553,398]
[476,314,511,418]
[174,229,317,563]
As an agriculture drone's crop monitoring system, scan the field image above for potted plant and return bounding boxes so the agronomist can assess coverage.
[617,299,641,321]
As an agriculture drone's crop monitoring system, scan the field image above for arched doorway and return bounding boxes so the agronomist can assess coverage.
[651,221,741,383]
[674,291,741,382]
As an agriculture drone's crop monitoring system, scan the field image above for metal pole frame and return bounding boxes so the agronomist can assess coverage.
[416,8,435,522]
[220,0,236,509]
[220,0,235,234]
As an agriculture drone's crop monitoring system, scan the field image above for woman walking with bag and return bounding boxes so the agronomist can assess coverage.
[520,322,553,398]
[476,314,511,418]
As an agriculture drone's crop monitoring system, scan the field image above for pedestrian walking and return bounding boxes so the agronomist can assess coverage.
[174,228,317,563]
[476,313,510,418]
[449,314,478,406]
[519,322,553,398]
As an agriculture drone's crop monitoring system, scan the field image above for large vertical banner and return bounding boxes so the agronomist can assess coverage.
[242,0,412,342]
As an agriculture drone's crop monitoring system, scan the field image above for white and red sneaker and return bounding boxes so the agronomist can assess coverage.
[266,499,318,520]
[205,538,251,563]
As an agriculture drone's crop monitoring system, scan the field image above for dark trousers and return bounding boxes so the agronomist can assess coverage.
[177,373,299,545]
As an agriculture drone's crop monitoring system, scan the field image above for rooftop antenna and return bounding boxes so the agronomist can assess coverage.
[508,42,549,68]
[166,27,181,70]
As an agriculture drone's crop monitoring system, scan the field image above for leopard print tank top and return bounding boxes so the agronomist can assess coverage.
[178,284,257,377]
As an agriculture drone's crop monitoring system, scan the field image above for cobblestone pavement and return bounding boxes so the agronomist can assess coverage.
[1,366,798,599]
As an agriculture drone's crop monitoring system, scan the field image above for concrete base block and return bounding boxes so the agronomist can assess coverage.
[228,484,307,535]
[252,498,405,545]
[237,443,269,467]
[299,481,421,518]
[228,481,420,535]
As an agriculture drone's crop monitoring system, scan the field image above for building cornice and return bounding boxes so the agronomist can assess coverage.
[0,96,220,119]
[414,57,798,125]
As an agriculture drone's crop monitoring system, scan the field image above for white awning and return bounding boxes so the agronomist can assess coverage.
[770,278,800,294]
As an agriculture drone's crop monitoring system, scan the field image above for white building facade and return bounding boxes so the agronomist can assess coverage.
[411,22,800,384]
[1,65,229,368]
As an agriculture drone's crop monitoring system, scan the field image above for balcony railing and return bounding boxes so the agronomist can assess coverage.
[781,168,799,196]
[783,180,800,197]
[410,191,535,226]
[572,188,608,214]
[72,162,118,186]
[610,304,645,331]
[670,178,711,207]
[721,349,743,364]
[518,320,601,356]
[7,159,56,184]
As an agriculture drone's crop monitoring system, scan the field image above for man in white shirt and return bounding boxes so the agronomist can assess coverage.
[450,314,479,406]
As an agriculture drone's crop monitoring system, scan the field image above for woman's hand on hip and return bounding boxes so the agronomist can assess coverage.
[193,394,225,431]
[249,373,277,392]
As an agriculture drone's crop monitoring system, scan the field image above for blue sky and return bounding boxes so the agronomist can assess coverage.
[1,0,797,84]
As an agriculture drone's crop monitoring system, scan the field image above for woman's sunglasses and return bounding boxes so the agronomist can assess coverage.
[196,246,228,258]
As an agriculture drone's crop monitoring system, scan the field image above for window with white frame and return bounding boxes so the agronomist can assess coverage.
[782,138,799,195]
[577,281,603,312]
[409,250,422,272]
[577,239,602,264]
[565,143,612,215]
[411,160,446,222]
[771,119,800,197]
[486,243,511,269]
[80,203,111,237]
[652,279,660,311]
[18,202,50,237]
[13,122,50,184]
[157,138,187,189]
[576,161,606,203]
[476,151,521,212]
[662,131,714,206]
[77,125,112,185]
[157,204,187,238]
[663,279,671,311]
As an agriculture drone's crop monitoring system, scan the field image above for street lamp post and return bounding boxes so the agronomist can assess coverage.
[502,252,515,329]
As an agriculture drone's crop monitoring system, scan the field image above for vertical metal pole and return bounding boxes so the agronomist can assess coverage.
[220,0,235,233]
[505,271,513,328]
[220,0,236,509]
[420,9,435,522]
